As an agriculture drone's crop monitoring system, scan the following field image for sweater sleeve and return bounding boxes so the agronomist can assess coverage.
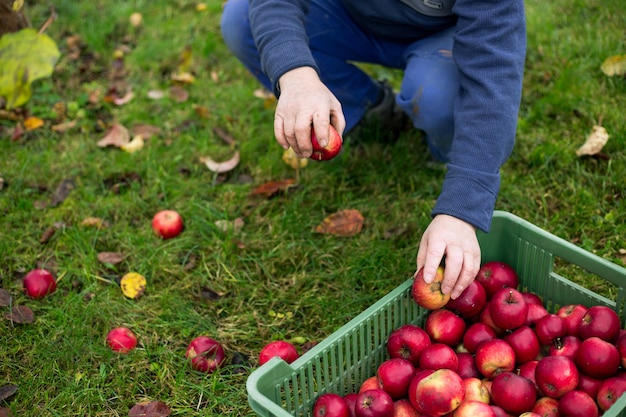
[249,0,319,95]
[432,0,526,232]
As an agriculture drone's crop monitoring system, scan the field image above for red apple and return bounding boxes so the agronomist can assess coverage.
[412,266,450,310]
[478,305,505,336]
[574,336,620,379]
[359,376,380,393]
[525,303,549,326]
[376,358,416,400]
[490,371,537,415]
[557,304,588,337]
[424,309,466,346]
[531,396,558,417]
[185,336,226,373]
[355,389,394,417]
[617,332,626,368]
[344,393,358,417]
[151,209,184,239]
[457,352,480,379]
[503,325,540,365]
[576,374,603,399]
[310,124,342,161]
[452,400,496,417]
[521,292,543,306]
[547,335,580,360]
[488,288,528,331]
[259,340,300,365]
[596,376,626,412]
[475,261,519,299]
[386,324,431,367]
[557,390,598,417]
[578,305,620,342]
[462,322,497,354]
[106,326,137,353]
[534,355,579,398]
[445,280,487,319]
[314,393,351,417]
[519,413,541,417]
[392,399,420,417]
[474,339,516,379]
[490,405,513,417]
[411,369,465,416]
[534,314,566,346]
[418,343,458,371]
[517,360,539,393]
[23,268,57,299]
[462,377,490,403]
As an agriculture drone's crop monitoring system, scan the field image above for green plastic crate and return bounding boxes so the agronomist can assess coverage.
[247,211,626,417]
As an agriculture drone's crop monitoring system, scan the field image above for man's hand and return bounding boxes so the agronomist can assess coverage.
[275,67,345,157]
[416,214,480,299]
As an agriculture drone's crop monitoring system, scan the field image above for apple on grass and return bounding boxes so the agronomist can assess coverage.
[258,340,300,365]
[355,389,394,417]
[151,209,184,239]
[574,336,620,379]
[185,336,226,373]
[313,393,351,417]
[577,305,621,342]
[409,368,465,417]
[534,355,579,398]
[412,266,450,310]
[106,327,138,353]
[474,261,519,299]
[424,308,466,346]
[376,358,416,400]
[474,339,516,379]
[488,287,528,331]
[557,390,598,417]
[310,124,342,161]
[386,323,431,367]
[490,371,537,415]
[23,268,57,299]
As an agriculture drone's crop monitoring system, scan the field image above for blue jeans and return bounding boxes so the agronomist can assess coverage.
[221,0,459,161]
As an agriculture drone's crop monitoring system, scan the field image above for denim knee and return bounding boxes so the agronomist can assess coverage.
[220,0,251,57]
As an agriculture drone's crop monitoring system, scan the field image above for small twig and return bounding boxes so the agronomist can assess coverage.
[38,6,57,34]
[212,126,237,146]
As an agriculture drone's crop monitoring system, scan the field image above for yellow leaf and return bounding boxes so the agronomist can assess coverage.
[97,123,130,148]
[282,147,308,169]
[129,12,142,28]
[576,125,610,157]
[601,55,626,77]
[120,272,147,300]
[13,0,24,11]
[121,135,145,153]
[80,217,110,229]
[23,116,44,131]
[200,151,240,173]
[314,209,365,237]
[196,3,207,11]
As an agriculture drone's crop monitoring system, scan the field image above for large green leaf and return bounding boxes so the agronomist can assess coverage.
[0,28,60,109]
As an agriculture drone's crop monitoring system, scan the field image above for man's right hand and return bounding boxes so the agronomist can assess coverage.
[275,67,345,157]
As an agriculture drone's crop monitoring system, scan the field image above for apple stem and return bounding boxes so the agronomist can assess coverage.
[554,338,562,349]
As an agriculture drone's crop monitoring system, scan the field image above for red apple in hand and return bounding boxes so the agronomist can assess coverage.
[152,209,184,239]
[310,124,342,161]
[412,266,450,310]
[313,393,351,417]
[23,268,57,299]
[535,355,579,398]
[106,326,138,353]
[355,389,394,417]
[489,288,528,331]
[258,340,300,365]
[475,261,519,299]
[490,371,537,415]
[386,324,431,366]
[186,336,226,373]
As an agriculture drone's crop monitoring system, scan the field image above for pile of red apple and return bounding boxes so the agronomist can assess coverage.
[312,261,626,417]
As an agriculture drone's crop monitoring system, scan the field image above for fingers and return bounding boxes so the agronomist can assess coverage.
[418,237,445,285]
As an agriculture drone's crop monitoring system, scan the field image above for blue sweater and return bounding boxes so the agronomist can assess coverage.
[248,0,526,233]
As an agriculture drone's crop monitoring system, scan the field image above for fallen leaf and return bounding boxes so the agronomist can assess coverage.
[200,286,223,301]
[24,116,44,131]
[120,272,147,300]
[214,217,244,233]
[128,401,172,417]
[169,85,189,102]
[601,55,626,77]
[249,179,296,198]
[113,90,134,106]
[0,408,13,417]
[200,151,240,174]
[97,123,130,148]
[196,3,208,11]
[11,123,23,141]
[80,217,110,229]
[171,72,195,84]
[314,209,364,237]
[576,125,610,157]
[147,90,165,100]
[129,12,142,28]
[253,88,274,100]
[51,120,77,133]
[193,105,211,119]
[132,124,161,139]
[0,385,18,402]
[282,147,308,169]
[212,126,236,145]
[40,226,57,244]
[121,135,145,153]
[49,178,75,207]
[0,289,12,307]
[97,252,125,265]
[5,305,34,324]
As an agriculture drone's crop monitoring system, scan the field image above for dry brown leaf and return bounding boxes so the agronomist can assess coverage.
[112,90,134,106]
[51,120,77,133]
[5,305,34,324]
[314,209,364,237]
[50,179,75,207]
[249,179,296,198]
[24,116,44,131]
[601,55,626,77]
[200,151,240,174]
[576,125,610,157]
[128,400,172,417]
[147,90,165,100]
[0,385,18,403]
[97,252,125,265]
[0,289,12,307]
[171,72,196,84]
[97,123,130,148]
[80,217,110,229]
[132,124,161,139]
[169,85,189,102]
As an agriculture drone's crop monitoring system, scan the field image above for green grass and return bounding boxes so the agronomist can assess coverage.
[1,0,625,415]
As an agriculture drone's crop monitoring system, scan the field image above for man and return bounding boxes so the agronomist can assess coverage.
[220,0,526,299]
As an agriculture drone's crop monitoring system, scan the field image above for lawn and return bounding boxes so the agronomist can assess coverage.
[0,0,625,416]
